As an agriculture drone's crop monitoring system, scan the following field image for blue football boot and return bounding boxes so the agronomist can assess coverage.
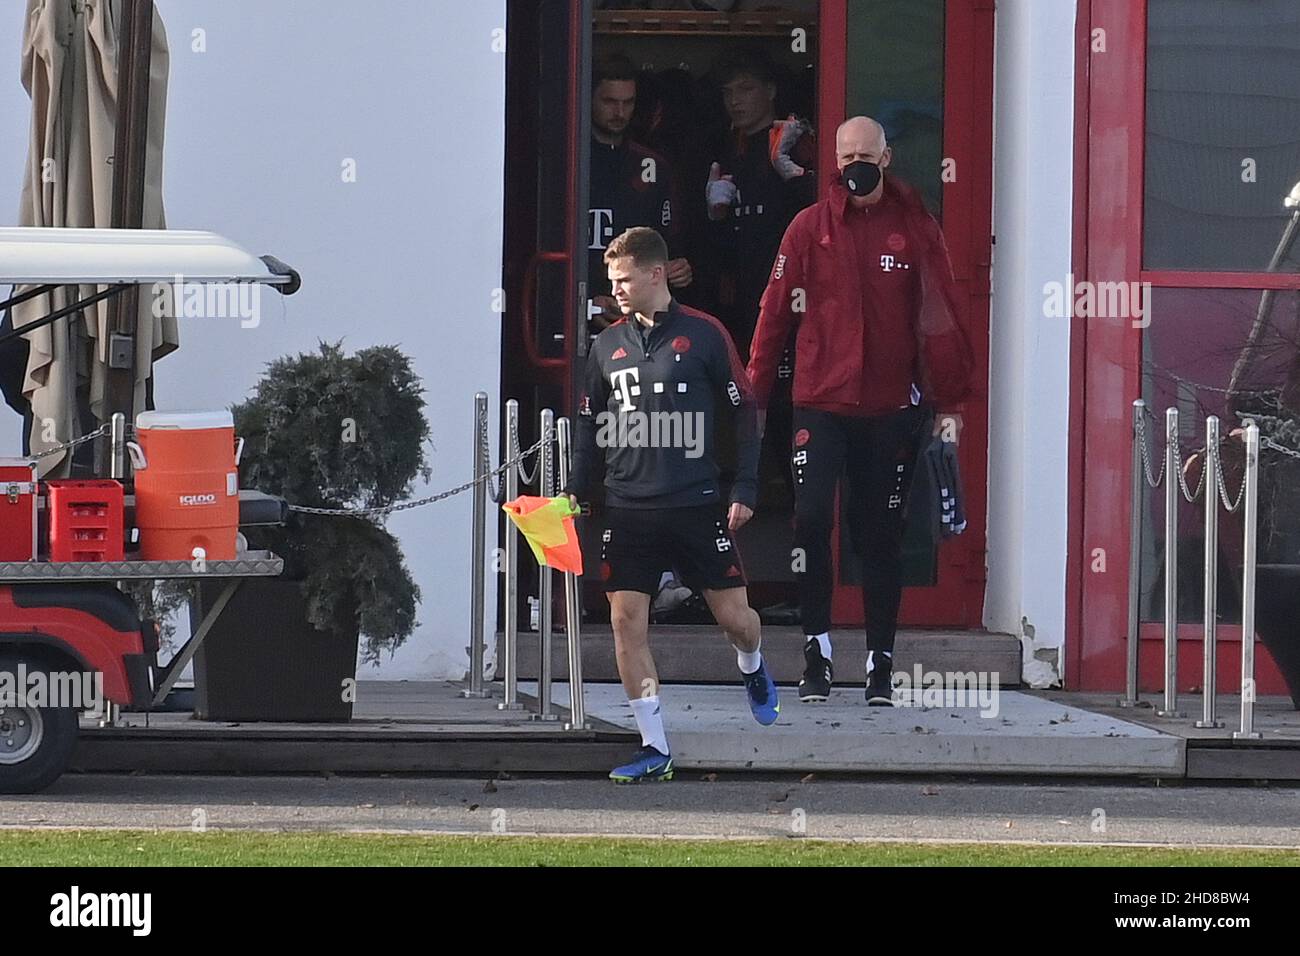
[742,659,780,726]
[609,745,674,784]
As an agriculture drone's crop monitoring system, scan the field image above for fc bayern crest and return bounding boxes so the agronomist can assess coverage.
[671,336,691,353]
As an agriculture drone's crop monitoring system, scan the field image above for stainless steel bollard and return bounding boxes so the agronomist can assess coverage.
[1157,407,1185,717]
[102,412,130,728]
[1234,422,1263,740]
[110,412,127,480]
[462,392,491,699]
[557,417,588,731]
[1123,400,1144,706]
[498,399,524,711]
[531,408,559,721]
[1196,416,1225,729]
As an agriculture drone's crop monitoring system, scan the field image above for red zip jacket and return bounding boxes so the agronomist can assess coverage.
[747,175,974,413]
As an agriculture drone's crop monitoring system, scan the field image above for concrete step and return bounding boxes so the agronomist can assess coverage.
[499,626,1023,687]
[525,682,1185,777]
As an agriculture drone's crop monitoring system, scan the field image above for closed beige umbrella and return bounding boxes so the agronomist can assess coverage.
[12,0,176,476]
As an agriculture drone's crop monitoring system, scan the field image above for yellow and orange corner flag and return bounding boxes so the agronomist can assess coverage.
[501,495,584,575]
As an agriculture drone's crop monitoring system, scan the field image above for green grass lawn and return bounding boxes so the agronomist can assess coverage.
[1,830,1297,866]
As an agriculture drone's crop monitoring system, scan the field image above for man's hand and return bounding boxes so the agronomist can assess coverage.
[666,258,693,289]
[706,162,738,220]
[769,115,811,181]
[566,494,580,512]
[727,501,753,532]
[934,411,964,444]
[589,295,620,330]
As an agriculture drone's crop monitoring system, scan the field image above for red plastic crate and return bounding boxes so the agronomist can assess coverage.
[46,479,125,563]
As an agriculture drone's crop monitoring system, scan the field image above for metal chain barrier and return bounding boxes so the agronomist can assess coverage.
[1170,433,1207,503]
[1141,363,1278,399]
[494,398,587,727]
[17,420,551,520]
[511,413,543,487]
[1134,410,1167,488]
[1260,433,1300,461]
[29,423,110,460]
[288,429,552,519]
[480,410,503,505]
[1125,400,1265,740]
[1214,442,1249,514]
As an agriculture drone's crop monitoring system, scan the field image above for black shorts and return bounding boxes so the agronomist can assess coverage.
[598,504,747,595]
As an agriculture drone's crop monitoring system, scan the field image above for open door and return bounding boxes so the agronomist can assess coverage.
[501,0,592,425]
[826,0,994,630]
[501,0,992,639]
[500,0,592,633]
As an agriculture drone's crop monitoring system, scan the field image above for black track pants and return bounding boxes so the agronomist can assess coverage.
[790,405,929,651]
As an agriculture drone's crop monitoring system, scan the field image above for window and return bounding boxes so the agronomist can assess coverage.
[1139,286,1300,623]
[846,0,945,217]
[1143,0,1300,271]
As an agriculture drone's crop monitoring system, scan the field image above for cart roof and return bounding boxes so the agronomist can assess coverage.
[0,227,295,285]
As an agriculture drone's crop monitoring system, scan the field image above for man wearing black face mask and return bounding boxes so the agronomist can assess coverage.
[747,116,975,706]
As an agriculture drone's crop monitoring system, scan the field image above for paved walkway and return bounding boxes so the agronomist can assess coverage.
[5,774,1299,847]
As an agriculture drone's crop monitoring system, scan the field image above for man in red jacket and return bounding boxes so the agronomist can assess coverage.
[747,116,974,705]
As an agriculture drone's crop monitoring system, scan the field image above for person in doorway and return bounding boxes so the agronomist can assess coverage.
[590,53,702,611]
[747,116,974,705]
[588,53,693,331]
[702,49,814,588]
[564,226,775,783]
[703,48,815,358]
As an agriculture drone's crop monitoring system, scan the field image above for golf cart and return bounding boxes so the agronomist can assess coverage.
[0,227,299,792]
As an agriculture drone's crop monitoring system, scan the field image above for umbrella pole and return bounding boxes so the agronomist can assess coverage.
[100,0,156,472]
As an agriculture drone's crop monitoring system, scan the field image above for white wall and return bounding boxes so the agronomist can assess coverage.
[984,0,1076,686]
[1,0,507,679]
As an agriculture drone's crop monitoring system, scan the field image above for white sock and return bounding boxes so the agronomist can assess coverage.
[807,632,832,660]
[736,639,763,675]
[866,650,892,675]
[629,696,669,755]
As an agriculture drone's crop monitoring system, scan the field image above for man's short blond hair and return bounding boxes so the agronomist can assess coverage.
[604,226,668,269]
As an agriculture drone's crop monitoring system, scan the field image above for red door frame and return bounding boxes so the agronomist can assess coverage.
[1069,0,1300,692]
[504,0,994,632]
[823,0,996,629]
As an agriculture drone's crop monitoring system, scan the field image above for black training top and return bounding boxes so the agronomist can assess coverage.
[587,138,681,300]
[565,298,760,510]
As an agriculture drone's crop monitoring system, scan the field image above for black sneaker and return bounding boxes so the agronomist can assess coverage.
[865,652,895,706]
[798,640,833,702]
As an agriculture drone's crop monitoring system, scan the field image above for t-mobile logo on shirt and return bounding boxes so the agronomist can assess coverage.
[609,367,641,410]
[590,208,615,250]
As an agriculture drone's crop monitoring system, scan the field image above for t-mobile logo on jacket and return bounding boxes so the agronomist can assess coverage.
[609,367,641,410]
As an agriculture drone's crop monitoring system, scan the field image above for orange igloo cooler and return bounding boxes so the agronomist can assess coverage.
[129,410,243,561]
